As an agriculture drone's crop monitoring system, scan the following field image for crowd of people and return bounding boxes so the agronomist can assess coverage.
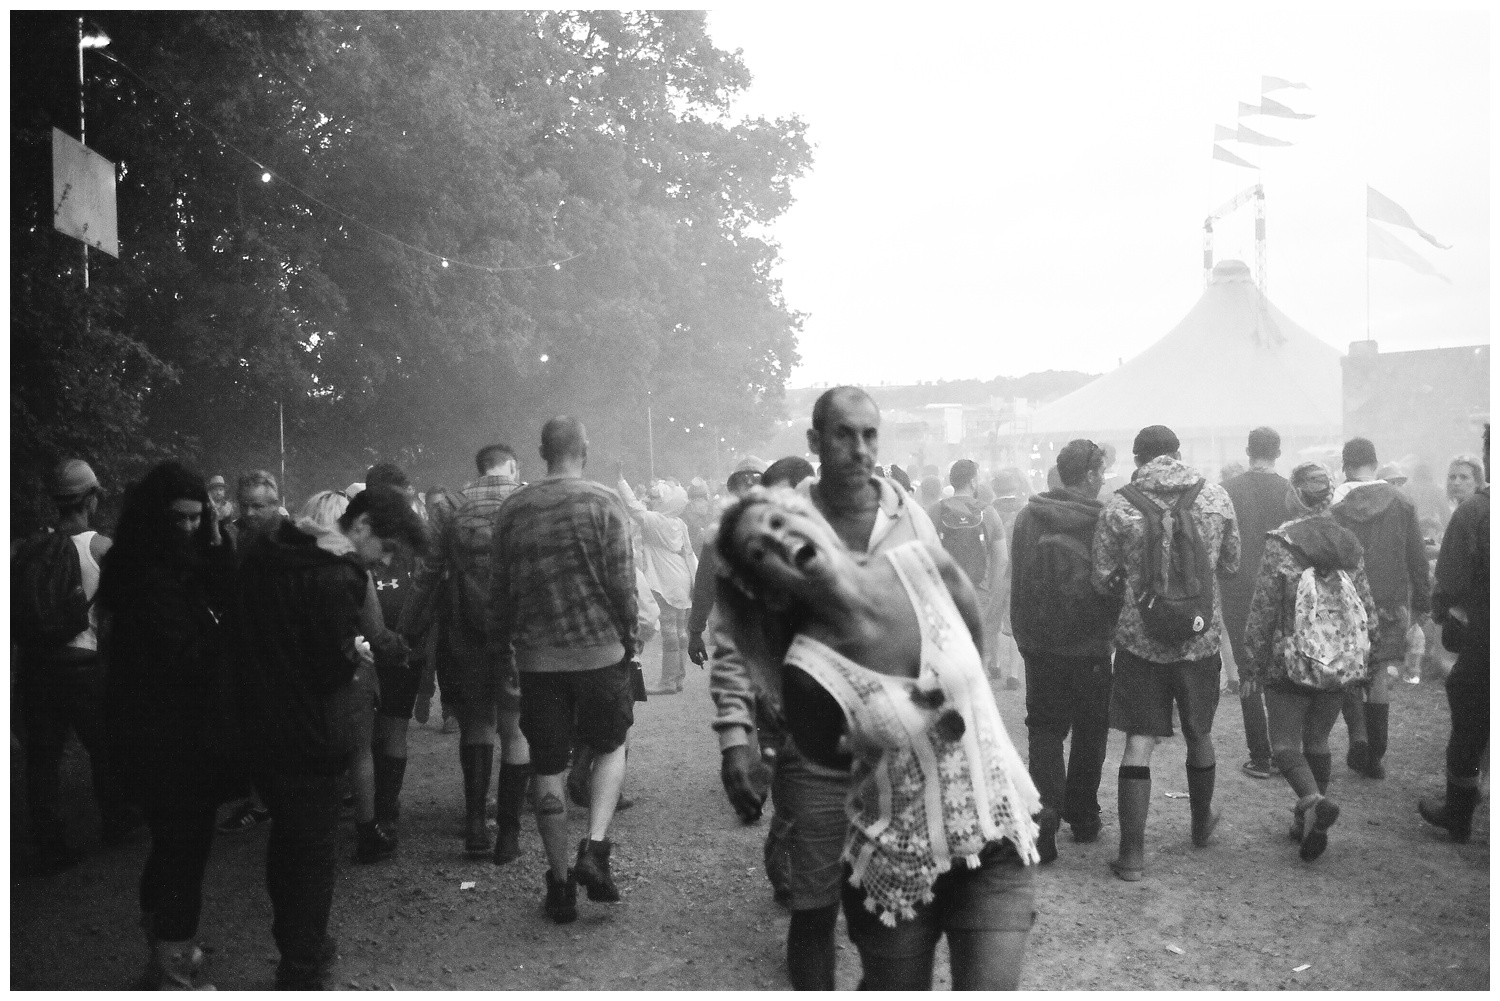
[10,385,1489,990]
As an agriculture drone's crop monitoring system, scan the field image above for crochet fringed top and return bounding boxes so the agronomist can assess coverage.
[784,541,1041,927]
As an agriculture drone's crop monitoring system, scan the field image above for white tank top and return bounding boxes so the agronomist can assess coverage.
[67,531,101,652]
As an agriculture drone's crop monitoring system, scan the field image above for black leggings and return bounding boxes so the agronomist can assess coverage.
[137,757,222,941]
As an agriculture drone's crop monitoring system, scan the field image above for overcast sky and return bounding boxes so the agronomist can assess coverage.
[707,6,1491,389]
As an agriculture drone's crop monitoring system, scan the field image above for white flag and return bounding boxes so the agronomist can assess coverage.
[1261,75,1309,93]
[1368,221,1450,283]
[1367,186,1450,249]
[1213,144,1258,170]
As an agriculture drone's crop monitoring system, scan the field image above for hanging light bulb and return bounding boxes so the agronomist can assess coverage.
[260,171,272,183]
[441,259,449,268]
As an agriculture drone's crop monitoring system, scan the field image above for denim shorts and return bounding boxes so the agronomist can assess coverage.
[842,841,1037,953]
[764,741,851,911]
[518,661,634,775]
[1109,648,1221,740]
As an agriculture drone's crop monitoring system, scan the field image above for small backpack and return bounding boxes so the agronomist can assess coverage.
[446,488,514,635]
[1119,480,1214,644]
[1278,566,1371,690]
[11,532,91,650]
[1017,529,1099,649]
[936,498,989,587]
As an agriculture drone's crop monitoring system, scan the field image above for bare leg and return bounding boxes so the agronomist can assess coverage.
[532,773,571,881]
[587,743,628,842]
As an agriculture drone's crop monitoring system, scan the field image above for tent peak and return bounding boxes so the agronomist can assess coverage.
[1211,259,1253,284]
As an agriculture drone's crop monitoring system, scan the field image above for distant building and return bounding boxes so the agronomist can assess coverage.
[1342,341,1489,475]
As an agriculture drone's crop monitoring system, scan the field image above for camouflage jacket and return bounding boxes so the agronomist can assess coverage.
[1091,456,1241,664]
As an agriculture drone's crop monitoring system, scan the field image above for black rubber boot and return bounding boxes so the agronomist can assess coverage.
[1187,763,1220,847]
[373,752,407,844]
[1111,766,1150,881]
[1342,690,1369,772]
[1034,807,1060,864]
[460,744,495,857]
[493,762,532,865]
[1364,703,1390,779]
[1419,778,1480,843]
[1305,752,1333,795]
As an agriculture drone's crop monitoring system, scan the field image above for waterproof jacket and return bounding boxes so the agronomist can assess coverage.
[1331,480,1430,617]
[235,519,368,775]
[1242,514,1379,688]
[1010,488,1121,659]
[1432,487,1488,659]
[1091,456,1240,664]
[105,539,235,768]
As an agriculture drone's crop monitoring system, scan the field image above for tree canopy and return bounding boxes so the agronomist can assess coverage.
[11,11,810,529]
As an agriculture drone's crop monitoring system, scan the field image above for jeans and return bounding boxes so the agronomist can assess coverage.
[1445,651,1489,779]
[18,653,128,847]
[1264,684,1344,799]
[1240,690,1273,763]
[1022,652,1112,827]
[138,755,221,941]
[655,593,689,689]
[255,770,342,988]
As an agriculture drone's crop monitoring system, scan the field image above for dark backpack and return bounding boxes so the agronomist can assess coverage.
[1018,529,1099,648]
[446,487,514,634]
[935,498,989,587]
[1118,480,1214,644]
[11,532,92,650]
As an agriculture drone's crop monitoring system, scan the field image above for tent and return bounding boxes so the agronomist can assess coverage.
[1021,260,1342,469]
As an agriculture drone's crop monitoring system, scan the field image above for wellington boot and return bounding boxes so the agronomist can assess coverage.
[1418,779,1479,843]
[1187,763,1220,847]
[493,762,532,866]
[460,744,495,857]
[1111,769,1150,881]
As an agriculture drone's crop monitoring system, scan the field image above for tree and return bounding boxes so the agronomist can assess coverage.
[10,11,810,527]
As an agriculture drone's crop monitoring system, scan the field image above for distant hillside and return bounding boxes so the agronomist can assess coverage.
[784,370,1098,414]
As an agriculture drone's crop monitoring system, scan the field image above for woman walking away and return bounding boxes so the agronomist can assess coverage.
[99,461,236,989]
[1241,463,1379,862]
[718,487,1040,990]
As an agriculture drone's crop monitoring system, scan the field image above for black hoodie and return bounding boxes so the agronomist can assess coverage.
[1010,488,1122,658]
[1331,480,1430,616]
[234,520,368,775]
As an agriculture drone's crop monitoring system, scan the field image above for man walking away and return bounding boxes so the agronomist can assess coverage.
[1010,440,1122,862]
[1092,425,1240,881]
[236,486,427,988]
[13,459,135,873]
[1331,438,1431,779]
[403,444,531,861]
[487,417,639,924]
[930,459,1008,674]
[1220,427,1291,779]
[1419,426,1489,842]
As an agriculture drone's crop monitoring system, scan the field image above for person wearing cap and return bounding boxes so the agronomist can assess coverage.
[1330,438,1430,779]
[1241,462,1378,861]
[1220,427,1292,780]
[1091,425,1240,881]
[207,475,235,523]
[14,459,137,874]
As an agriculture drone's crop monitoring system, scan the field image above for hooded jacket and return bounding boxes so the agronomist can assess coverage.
[1330,480,1430,621]
[1091,456,1241,664]
[234,518,368,775]
[1010,488,1121,658]
[1241,514,1379,688]
[1433,487,1488,659]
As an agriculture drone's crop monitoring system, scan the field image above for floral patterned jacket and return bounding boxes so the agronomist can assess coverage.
[1091,456,1241,664]
[1242,514,1380,687]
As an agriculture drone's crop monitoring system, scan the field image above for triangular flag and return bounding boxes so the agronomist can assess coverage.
[1213,144,1258,169]
[1237,101,1262,117]
[1214,124,1239,142]
[1259,95,1314,119]
[1261,75,1309,93]
[1236,124,1293,147]
[1367,186,1450,249]
[1368,221,1450,283]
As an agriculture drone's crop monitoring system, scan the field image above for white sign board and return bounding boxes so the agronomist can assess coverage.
[53,127,119,258]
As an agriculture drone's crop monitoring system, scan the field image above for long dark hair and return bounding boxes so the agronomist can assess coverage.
[98,460,213,613]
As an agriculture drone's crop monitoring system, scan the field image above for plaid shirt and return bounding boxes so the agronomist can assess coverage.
[486,475,638,670]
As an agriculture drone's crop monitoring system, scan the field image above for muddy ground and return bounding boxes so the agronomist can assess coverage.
[10,643,1489,990]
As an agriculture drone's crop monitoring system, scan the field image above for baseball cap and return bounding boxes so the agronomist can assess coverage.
[49,459,99,499]
[1376,462,1407,485]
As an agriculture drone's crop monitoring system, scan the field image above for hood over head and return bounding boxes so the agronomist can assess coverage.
[1275,514,1365,574]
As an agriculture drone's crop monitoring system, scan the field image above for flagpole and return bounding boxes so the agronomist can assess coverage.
[1365,181,1371,342]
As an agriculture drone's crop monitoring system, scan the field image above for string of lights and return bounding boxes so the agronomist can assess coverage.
[93,49,583,275]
